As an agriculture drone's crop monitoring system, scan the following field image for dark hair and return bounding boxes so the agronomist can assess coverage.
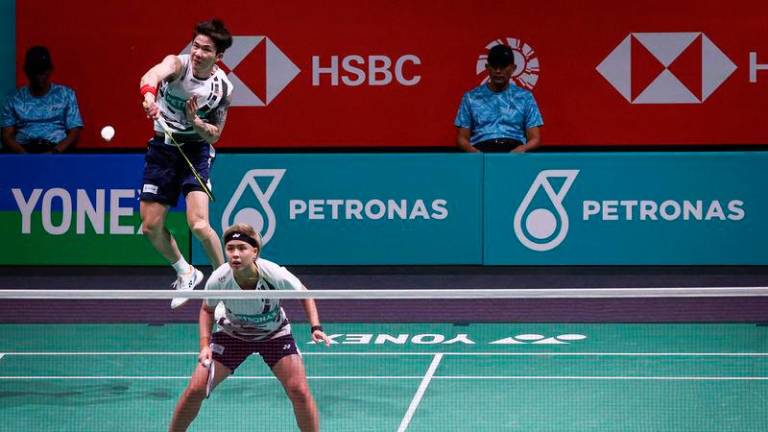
[194,18,233,54]
[24,46,53,76]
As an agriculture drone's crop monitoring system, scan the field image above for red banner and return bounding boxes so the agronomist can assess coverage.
[16,0,768,148]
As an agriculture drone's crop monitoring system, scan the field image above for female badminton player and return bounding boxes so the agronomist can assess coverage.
[169,223,330,432]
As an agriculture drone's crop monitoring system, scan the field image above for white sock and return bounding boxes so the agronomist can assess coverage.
[172,257,192,275]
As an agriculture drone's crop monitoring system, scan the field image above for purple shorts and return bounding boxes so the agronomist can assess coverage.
[210,331,300,371]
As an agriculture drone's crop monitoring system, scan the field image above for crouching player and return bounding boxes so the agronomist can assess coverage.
[169,223,331,432]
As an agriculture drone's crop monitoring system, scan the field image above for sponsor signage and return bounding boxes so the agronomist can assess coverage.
[0,155,189,265]
[485,152,768,264]
[16,2,768,148]
[191,154,484,265]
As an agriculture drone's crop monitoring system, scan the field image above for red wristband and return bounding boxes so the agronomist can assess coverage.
[140,84,157,98]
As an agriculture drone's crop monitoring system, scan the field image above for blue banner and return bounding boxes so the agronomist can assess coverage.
[484,152,768,264]
[0,154,188,265]
[192,154,484,265]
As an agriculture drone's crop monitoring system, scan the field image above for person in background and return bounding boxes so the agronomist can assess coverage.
[1,46,83,154]
[455,44,542,153]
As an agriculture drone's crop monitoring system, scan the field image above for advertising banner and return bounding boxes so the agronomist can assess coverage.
[191,154,483,265]
[15,1,768,149]
[0,155,189,265]
[484,152,768,264]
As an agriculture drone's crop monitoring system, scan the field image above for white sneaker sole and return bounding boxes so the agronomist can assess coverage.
[171,268,204,310]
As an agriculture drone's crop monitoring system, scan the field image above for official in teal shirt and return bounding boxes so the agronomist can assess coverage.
[0,46,83,153]
[455,44,543,153]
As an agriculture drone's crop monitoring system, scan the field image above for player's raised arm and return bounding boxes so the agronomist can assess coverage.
[139,55,182,119]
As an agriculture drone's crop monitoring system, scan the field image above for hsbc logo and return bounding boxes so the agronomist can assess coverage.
[597,32,737,104]
[182,36,300,107]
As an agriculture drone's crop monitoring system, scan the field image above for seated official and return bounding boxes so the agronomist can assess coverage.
[454,44,543,153]
[0,46,83,154]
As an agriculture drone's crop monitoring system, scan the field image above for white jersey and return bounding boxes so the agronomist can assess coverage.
[205,258,304,341]
[155,54,233,141]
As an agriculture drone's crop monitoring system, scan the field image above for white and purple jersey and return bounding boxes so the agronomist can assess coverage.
[205,258,304,341]
[155,54,233,142]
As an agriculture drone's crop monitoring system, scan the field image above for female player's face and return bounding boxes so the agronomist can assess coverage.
[225,240,258,270]
[190,35,220,74]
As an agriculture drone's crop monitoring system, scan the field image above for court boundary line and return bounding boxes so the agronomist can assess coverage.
[1,375,768,381]
[397,353,443,432]
[3,351,768,356]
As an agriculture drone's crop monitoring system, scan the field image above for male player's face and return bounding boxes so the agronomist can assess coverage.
[226,240,259,270]
[190,34,221,74]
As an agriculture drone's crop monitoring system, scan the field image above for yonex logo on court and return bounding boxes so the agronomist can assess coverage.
[514,170,579,252]
[221,169,286,246]
[181,36,300,107]
[597,33,737,104]
[477,37,540,90]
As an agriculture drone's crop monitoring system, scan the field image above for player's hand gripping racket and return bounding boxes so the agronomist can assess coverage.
[156,117,215,202]
[203,358,215,398]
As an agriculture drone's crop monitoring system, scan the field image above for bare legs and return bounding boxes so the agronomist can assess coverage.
[168,355,318,432]
[140,191,224,268]
[185,191,224,268]
[168,360,231,432]
[272,354,319,432]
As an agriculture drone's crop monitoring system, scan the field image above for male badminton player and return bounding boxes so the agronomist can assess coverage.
[138,18,233,309]
[169,223,331,432]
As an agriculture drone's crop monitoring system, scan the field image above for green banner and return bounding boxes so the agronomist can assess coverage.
[0,155,189,265]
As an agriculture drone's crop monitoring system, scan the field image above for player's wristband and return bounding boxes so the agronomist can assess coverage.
[311,325,323,333]
[140,84,157,98]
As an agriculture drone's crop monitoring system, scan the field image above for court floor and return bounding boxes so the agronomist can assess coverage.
[1,322,767,431]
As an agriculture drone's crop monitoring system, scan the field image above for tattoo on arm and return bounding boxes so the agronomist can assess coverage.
[208,96,231,130]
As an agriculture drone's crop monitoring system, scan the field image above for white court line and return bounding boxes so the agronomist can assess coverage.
[0,376,424,380]
[0,354,4,361]
[1,375,767,381]
[397,353,443,432]
[3,352,768,356]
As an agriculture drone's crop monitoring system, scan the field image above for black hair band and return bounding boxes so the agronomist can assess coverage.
[224,231,258,247]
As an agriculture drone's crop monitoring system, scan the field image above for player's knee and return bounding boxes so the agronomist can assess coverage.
[141,218,163,236]
[188,219,211,239]
[184,383,207,401]
[285,381,311,403]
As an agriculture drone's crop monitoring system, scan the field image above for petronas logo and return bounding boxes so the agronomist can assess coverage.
[514,170,579,252]
[221,169,286,245]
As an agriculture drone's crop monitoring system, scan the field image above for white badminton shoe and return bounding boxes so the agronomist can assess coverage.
[170,267,204,309]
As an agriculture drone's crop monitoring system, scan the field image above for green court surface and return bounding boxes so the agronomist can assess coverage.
[1,323,767,431]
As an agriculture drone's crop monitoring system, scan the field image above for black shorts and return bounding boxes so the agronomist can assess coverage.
[210,331,301,372]
[140,136,214,207]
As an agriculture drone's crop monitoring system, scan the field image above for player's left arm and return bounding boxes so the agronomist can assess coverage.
[300,290,330,346]
[186,93,231,144]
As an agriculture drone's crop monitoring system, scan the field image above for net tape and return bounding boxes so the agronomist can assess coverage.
[0,287,766,300]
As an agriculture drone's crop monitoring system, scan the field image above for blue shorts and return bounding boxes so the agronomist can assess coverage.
[140,136,214,207]
[210,332,300,371]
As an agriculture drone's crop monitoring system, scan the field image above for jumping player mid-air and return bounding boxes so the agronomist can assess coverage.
[139,18,233,309]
